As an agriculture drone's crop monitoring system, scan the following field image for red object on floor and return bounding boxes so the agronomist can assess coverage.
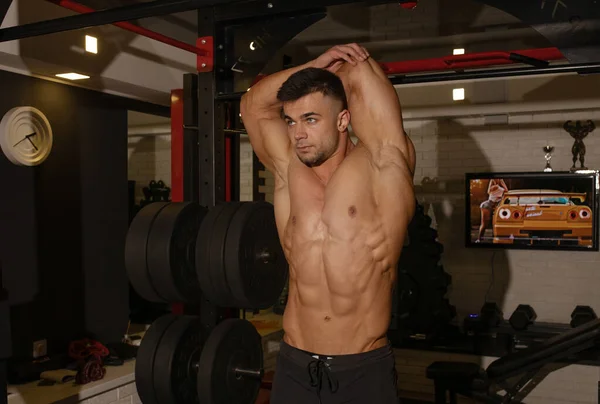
[48,0,207,56]
[170,89,185,316]
[399,1,418,9]
[380,47,564,74]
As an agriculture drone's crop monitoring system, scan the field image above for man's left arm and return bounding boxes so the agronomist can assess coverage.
[337,58,415,176]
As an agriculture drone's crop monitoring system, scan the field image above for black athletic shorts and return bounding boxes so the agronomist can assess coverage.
[270,340,399,404]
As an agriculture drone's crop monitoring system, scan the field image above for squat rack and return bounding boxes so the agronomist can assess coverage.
[0,0,600,387]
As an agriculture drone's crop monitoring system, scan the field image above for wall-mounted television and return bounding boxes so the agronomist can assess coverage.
[465,171,599,251]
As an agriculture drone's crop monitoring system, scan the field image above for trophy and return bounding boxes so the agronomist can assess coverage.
[564,120,595,171]
[543,145,554,172]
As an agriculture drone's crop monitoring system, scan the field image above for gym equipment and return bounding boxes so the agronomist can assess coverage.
[141,180,172,206]
[223,202,287,309]
[390,203,455,341]
[126,200,288,309]
[197,318,263,404]
[126,202,207,304]
[509,304,537,331]
[427,318,600,403]
[196,201,288,309]
[464,303,503,334]
[135,315,263,404]
[146,202,207,303]
[570,305,597,328]
[481,302,503,328]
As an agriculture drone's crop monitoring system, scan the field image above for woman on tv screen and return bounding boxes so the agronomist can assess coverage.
[476,179,509,243]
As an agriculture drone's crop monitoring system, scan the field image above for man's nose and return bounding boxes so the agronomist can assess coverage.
[294,128,307,140]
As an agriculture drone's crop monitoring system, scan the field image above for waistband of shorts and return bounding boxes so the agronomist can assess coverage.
[279,339,393,369]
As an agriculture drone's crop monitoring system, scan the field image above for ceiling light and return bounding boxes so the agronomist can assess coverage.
[85,35,98,54]
[453,88,465,101]
[56,73,90,80]
[453,48,465,55]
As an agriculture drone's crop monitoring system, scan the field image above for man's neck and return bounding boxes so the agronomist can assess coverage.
[311,134,353,185]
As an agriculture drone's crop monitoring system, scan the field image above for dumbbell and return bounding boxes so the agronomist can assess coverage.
[570,305,597,328]
[509,304,537,331]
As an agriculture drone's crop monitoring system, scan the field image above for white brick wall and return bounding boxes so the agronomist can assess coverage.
[128,135,172,204]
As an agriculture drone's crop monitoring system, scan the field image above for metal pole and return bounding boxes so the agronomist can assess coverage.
[47,0,207,56]
[197,6,227,331]
[389,62,600,85]
[0,0,241,42]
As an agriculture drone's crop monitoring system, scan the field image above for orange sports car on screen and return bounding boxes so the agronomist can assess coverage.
[492,189,593,247]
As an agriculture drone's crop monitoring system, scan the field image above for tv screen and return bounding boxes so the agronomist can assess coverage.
[466,171,599,251]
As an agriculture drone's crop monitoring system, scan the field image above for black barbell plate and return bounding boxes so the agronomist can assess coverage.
[209,202,244,307]
[153,315,207,404]
[197,318,263,404]
[224,201,288,309]
[396,271,419,321]
[147,202,207,303]
[196,203,228,305]
[125,202,171,303]
[135,314,178,404]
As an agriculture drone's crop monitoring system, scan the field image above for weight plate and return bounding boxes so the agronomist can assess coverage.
[125,202,170,303]
[147,202,207,303]
[153,315,206,404]
[135,314,178,404]
[197,318,263,404]
[396,271,419,321]
[196,203,228,305]
[209,202,244,307]
[224,201,288,309]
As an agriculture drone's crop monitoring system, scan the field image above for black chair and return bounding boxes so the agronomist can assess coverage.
[427,318,600,403]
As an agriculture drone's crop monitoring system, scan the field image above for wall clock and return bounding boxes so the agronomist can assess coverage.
[0,106,53,166]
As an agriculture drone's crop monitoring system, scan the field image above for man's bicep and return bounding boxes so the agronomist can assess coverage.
[342,59,408,157]
[245,117,291,179]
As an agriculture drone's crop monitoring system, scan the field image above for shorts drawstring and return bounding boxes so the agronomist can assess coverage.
[307,357,339,403]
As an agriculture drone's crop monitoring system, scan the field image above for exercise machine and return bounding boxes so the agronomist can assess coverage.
[427,318,600,403]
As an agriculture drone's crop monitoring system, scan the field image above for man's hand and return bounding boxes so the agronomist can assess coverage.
[312,43,370,73]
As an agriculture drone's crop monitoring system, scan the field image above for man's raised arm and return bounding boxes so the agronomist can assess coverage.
[336,57,416,175]
[240,66,300,180]
[241,44,370,180]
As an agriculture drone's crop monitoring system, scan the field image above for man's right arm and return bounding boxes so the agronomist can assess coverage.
[240,62,314,182]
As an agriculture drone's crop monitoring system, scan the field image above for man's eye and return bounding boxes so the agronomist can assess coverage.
[286,121,295,126]
[307,118,316,123]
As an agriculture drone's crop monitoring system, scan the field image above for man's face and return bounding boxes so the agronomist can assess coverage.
[283,92,348,168]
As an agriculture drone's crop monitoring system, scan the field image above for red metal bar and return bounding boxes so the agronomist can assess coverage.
[170,88,185,316]
[381,47,564,75]
[48,0,208,56]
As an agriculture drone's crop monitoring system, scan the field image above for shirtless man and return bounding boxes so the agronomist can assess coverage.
[241,43,416,404]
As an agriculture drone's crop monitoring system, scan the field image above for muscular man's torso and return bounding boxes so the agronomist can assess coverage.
[273,142,410,355]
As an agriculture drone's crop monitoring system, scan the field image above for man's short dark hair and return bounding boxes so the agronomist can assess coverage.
[277,67,348,110]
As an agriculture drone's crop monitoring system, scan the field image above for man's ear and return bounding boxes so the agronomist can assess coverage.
[337,109,351,132]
